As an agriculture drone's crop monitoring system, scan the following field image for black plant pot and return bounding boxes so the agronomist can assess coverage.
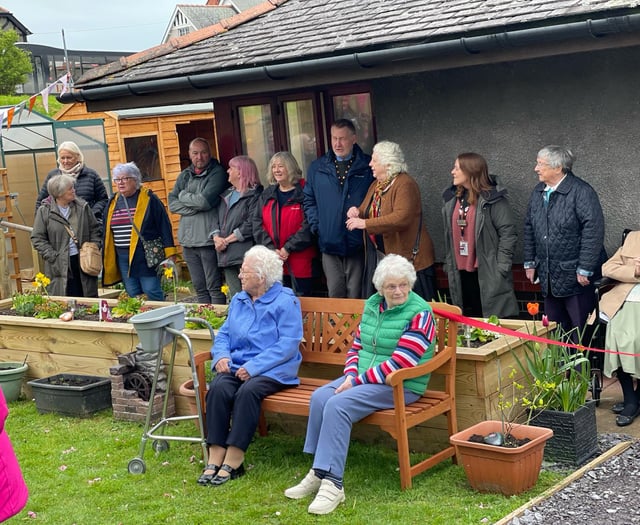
[28,374,112,417]
[530,400,598,466]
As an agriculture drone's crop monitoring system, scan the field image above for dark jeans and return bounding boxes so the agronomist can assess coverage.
[205,373,286,451]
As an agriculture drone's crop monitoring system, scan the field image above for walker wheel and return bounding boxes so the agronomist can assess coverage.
[128,458,146,475]
[152,440,170,453]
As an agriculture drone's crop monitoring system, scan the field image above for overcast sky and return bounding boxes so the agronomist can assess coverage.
[2,1,182,52]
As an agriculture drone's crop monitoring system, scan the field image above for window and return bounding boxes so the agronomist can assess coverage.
[124,136,161,182]
[332,93,374,154]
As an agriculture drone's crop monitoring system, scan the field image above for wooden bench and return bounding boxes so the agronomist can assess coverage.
[192,297,460,490]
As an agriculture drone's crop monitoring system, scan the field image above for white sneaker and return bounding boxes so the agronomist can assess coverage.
[284,469,322,499]
[307,479,345,515]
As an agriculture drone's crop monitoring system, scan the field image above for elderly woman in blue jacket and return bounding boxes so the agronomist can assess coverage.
[198,245,303,487]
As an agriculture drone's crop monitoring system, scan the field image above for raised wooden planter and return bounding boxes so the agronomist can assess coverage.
[0,297,219,415]
[0,299,551,454]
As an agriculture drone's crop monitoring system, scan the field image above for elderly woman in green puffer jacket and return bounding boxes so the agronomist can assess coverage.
[284,254,437,515]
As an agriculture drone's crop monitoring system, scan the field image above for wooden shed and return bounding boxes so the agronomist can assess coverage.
[55,102,218,245]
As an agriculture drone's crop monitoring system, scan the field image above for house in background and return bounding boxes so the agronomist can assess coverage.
[0,6,30,41]
[162,0,265,42]
[55,0,640,304]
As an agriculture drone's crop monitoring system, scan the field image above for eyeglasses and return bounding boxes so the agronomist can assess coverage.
[239,268,259,277]
[383,282,410,292]
[114,177,134,183]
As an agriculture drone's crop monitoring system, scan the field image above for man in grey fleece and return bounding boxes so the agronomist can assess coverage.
[169,138,228,304]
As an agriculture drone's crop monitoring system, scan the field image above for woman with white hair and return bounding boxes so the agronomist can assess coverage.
[198,245,303,487]
[102,162,177,300]
[346,140,436,300]
[31,173,102,296]
[36,141,109,225]
[284,254,436,515]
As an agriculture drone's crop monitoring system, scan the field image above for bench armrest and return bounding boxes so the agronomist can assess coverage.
[385,346,455,387]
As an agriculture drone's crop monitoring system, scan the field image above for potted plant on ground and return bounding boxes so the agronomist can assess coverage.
[513,310,597,466]
[0,359,28,402]
[450,361,554,495]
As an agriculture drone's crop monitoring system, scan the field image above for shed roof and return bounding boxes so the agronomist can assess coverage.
[63,0,640,109]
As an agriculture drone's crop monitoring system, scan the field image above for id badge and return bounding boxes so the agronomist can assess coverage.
[459,240,469,256]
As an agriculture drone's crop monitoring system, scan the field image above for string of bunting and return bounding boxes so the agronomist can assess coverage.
[430,306,635,358]
[0,73,71,135]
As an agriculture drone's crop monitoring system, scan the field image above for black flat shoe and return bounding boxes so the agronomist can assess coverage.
[616,405,640,427]
[210,463,245,486]
[612,402,625,414]
[197,464,220,485]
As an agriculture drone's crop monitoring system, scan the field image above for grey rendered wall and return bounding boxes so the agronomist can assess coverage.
[372,46,640,263]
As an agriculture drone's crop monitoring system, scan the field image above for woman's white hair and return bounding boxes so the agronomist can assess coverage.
[57,141,84,164]
[47,173,76,199]
[243,245,283,289]
[372,254,417,292]
[372,140,408,180]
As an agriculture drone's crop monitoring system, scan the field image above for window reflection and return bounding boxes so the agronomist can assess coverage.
[284,99,317,177]
[238,105,275,185]
[333,93,374,154]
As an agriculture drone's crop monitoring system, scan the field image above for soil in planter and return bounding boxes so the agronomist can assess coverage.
[0,306,127,323]
[468,433,532,448]
[38,375,100,387]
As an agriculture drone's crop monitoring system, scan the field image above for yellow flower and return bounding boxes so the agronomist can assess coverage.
[163,266,174,280]
[221,284,230,296]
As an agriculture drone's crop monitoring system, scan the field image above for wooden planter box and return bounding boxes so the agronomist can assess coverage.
[0,297,219,415]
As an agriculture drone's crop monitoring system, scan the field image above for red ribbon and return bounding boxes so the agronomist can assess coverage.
[431,306,638,358]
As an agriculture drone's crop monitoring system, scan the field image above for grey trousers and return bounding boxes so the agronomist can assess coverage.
[183,245,225,304]
[303,376,419,479]
[322,252,364,298]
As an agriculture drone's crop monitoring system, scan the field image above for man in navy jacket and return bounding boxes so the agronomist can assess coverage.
[303,120,373,298]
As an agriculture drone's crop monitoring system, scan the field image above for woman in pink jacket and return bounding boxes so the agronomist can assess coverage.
[0,388,28,521]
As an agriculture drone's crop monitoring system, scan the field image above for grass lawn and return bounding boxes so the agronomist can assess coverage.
[4,400,566,524]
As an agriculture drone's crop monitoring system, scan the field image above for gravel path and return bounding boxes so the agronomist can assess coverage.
[505,434,640,524]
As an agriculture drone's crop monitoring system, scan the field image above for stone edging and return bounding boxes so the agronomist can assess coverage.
[494,440,635,525]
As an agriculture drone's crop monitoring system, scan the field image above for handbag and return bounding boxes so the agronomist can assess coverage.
[63,225,103,276]
[122,195,165,268]
[79,242,103,276]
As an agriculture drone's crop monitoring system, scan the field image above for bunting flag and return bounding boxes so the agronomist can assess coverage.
[27,95,37,115]
[6,107,15,129]
[1,73,72,129]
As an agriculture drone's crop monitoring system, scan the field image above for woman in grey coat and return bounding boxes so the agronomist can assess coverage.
[442,153,518,318]
[31,174,102,297]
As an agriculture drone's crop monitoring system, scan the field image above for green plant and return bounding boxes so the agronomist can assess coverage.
[185,304,227,330]
[11,272,51,316]
[512,326,591,413]
[34,300,66,319]
[458,314,501,347]
[111,291,147,319]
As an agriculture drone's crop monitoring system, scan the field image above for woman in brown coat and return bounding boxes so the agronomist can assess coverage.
[346,140,436,300]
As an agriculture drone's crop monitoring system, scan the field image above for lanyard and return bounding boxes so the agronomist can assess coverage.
[457,196,469,238]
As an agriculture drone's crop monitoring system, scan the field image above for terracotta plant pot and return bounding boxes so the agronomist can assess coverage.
[450,420,553,496]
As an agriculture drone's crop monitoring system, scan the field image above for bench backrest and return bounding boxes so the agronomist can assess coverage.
[297,297,459,366]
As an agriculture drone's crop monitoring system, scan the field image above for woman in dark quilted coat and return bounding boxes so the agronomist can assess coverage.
[524,145,606,337]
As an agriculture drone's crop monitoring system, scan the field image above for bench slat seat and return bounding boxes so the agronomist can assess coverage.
[192,297,460,490]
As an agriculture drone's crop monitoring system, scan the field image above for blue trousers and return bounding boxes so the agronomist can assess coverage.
[116,250,163,300]
[303,376,420,479]
[205,373,286,452]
